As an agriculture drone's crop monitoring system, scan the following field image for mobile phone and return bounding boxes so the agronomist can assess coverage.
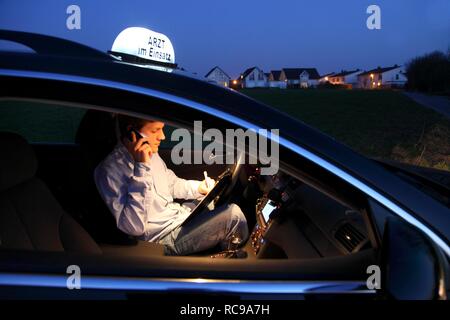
[127,127,148,144]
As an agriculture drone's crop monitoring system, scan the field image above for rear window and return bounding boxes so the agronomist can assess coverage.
[0,99,85,143]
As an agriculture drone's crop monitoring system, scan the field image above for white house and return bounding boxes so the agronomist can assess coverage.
[328,69,361,88]
[299,70,319,88]
[267,70,285,88]
[357,65,407,89]
[240,67,268,88]
[279,68,321,88]
[204,66,231,87]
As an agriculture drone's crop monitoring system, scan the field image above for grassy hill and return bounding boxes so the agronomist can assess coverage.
[240,88,450,171]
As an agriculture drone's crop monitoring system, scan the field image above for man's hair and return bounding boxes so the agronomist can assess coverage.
[117,114,153,138]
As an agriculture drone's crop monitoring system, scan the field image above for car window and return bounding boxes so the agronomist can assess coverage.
[0,99,85,143]
[0,97,375,261]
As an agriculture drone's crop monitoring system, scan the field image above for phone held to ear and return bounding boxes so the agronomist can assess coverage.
[127,127,148,145]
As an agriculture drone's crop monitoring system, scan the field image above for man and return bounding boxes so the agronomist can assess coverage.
[94,115,248,255]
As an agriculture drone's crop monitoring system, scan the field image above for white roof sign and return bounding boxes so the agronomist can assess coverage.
[111,27,175,65]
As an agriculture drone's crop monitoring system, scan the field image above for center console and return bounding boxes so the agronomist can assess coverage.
[250,188,291,255]
[246,167,299,257]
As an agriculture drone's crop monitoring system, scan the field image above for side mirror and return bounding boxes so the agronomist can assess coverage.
[381,217,449,300]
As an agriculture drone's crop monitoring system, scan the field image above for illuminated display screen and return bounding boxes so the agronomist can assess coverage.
[261,201,277,222]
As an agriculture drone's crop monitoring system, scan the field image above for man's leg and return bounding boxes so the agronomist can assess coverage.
[159,203,248,256]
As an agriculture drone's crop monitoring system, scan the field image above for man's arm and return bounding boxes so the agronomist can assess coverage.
[94,161,151,237]
[166,166,202,200]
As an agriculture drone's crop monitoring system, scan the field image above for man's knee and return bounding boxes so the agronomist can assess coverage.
[227,203,248,239]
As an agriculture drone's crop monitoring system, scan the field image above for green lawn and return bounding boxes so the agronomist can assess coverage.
[0,100,86,143]
[240,88,450,171]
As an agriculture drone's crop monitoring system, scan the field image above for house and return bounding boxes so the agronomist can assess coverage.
[267,70,284,88]
[328,69,361,88]
[318,72,335,84]
[204,66,231,87]
[357,65,407,89]
[239,66,268,88]
[279,68,321,88]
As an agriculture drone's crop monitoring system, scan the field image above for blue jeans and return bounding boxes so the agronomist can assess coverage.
[158,203,249,256]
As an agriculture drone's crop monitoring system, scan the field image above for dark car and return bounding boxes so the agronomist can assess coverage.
[0,30,449,300]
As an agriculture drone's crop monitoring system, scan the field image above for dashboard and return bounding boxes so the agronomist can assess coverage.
[247,170,371,259]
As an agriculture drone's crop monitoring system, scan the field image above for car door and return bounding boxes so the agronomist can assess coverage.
[0,61,448,300]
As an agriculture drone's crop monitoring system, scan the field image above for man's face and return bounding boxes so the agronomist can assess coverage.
[140,121,165,153]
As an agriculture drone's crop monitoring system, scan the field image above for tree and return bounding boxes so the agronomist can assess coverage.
[406,51,450,94]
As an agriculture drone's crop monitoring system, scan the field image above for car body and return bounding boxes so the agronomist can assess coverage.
[0,30,449,300]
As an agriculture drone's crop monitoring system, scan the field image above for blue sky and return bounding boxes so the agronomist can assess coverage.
[0,0,449,78]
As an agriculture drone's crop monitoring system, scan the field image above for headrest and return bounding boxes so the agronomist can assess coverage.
[75,110,118,170]
[0,132,38,191]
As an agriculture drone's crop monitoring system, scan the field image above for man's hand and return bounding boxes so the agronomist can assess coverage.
[198,177,215,195]
[123,131,152,163]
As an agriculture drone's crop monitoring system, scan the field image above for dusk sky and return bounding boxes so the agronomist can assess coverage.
[0,0,449,78]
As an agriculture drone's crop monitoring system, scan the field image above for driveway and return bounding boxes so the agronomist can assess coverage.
[403,92,450,119]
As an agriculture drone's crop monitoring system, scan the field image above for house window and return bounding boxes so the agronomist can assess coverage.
[249,73,255,81]
[395,74,399,80]
[258,72,263,80]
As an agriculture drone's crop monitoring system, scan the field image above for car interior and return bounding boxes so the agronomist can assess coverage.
[0,98,380,281]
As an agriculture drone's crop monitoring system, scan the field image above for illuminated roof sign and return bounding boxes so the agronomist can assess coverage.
[110,27,176,68]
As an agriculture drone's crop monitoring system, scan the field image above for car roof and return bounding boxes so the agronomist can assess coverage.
[0,30,449,247]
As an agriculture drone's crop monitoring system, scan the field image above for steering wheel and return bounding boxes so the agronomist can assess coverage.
[182,151,245,222]
[213,150,245,207]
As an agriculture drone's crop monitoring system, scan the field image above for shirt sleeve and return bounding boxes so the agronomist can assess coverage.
[94,160,153,237]
[164,163,202,200]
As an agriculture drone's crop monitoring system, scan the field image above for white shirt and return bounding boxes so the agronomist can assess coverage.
[94,142,202,242]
